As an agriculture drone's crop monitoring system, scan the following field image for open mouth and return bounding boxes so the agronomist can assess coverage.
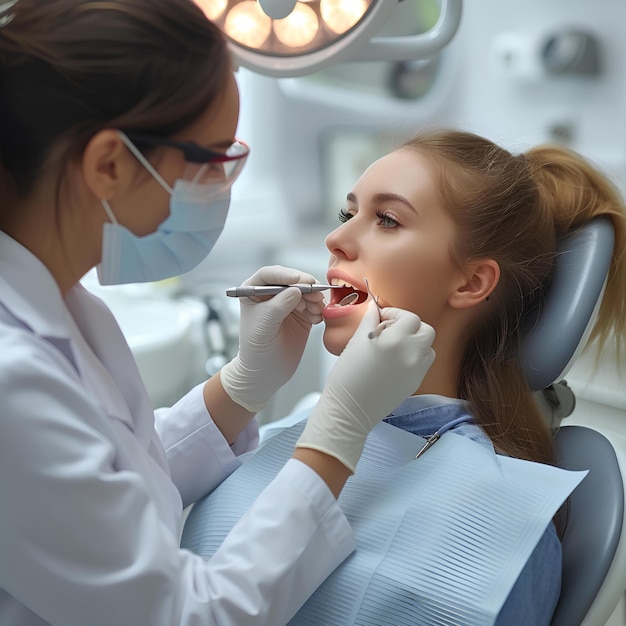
[329,279,369,306]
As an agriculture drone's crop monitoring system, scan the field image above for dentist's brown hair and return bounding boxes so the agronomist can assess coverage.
[0,0,230,194]
[403,129,626,465]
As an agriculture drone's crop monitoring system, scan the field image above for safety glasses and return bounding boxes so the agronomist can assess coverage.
[123,131,250,188]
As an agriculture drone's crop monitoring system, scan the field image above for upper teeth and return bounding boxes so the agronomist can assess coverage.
[330,278,359,290]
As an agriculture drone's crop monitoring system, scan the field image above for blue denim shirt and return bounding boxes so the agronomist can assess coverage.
[384,395,562,626]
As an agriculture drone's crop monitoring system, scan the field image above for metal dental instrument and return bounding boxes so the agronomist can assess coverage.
[338,292,359,306]
[414,415,475,459]
[363,278,382,316]
[364,278,388,339]
[226,284,340,297]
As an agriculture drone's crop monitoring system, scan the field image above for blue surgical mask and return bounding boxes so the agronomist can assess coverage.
[97,135,231,285]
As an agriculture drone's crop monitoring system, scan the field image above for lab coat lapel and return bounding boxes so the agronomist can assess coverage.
[0,232,71,339]
[64,284,154,448]
[0,231,156,450]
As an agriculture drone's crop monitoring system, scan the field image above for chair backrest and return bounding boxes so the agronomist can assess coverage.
[520,215,614,391]
[516,216,625,624]
[550,425,625,626]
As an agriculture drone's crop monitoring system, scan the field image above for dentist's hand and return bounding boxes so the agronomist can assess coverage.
[296,301,436,472]
[220,265,325,413]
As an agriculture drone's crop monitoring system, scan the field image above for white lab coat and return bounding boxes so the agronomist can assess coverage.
[0,231,354,626]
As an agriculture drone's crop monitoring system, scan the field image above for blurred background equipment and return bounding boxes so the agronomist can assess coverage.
[194,0,461,77]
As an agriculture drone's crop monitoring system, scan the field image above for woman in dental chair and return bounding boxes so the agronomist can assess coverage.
[183,129,626,625]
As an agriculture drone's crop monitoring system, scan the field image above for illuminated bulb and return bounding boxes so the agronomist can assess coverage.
[224,1,272,49]
[273,3,319,47]
[195,0,228,21]
[320,0,368,35]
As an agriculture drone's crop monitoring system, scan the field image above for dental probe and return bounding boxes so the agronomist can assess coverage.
[226,284,340,297]
[364,278,387,340]
[414,415,475,459]
[363,278,382,317]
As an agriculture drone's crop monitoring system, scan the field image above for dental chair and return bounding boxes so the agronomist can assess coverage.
[285,217,626,625]
[521,216,626,626]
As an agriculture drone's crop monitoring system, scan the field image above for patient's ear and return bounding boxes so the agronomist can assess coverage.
[449,259,500,309]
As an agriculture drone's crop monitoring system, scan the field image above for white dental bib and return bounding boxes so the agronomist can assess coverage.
[182,415,585,625]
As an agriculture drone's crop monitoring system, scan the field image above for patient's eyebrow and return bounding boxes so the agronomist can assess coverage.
[346,191,417,214]
[372,192,417,213]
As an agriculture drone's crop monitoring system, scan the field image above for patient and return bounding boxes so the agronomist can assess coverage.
[183,130,626,625]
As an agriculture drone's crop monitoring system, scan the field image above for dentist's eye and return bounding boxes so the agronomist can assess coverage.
[338,209,353,223]
[376,210,400,228]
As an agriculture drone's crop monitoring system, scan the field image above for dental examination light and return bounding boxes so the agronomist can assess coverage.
[195,0,462,77]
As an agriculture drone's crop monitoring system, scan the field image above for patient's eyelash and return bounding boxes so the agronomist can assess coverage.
[338,208,353,223]
[338,208,400,226]
[376,209,400,228]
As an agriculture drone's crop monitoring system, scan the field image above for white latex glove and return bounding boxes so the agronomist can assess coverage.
[296,300,436,472]
[220,265,325,413]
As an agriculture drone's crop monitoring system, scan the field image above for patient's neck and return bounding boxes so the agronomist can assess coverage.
[414,365,460,399]
[414,324,465,399]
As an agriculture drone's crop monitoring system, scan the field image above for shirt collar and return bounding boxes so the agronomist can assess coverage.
[385,394,471,438]
[0,230,72,339]
[391,394,467,414]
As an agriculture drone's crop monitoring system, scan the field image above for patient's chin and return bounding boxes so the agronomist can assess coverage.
[322,327,349,356]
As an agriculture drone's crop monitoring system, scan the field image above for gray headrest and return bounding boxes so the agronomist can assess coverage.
[520,216,614,391]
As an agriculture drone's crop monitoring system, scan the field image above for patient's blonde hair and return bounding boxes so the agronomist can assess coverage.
[403,130,626,465]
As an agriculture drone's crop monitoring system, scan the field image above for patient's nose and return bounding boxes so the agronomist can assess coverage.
[325,222,358,260]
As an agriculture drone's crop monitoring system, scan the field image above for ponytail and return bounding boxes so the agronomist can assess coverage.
[525,146,626,365]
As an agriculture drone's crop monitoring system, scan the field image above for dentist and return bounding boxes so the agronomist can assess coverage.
[0,1,435,625]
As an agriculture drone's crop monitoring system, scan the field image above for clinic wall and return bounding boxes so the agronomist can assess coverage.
[452,0,626,187]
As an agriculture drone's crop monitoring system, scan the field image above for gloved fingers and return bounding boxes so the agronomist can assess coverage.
[242,264,317,288]
[349,300,382,341]
[242,265,298,287]
[297,291,325,316]
[257,285,303,320]
[378,308,436,359]
[417,324,437,350]
[301,291,325,305]
[422,347,437,370]
[293,298,324,324]
[297,307,323,325]
[377,306,422,336]
[257,288,322,332]
[293,290,324,312]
